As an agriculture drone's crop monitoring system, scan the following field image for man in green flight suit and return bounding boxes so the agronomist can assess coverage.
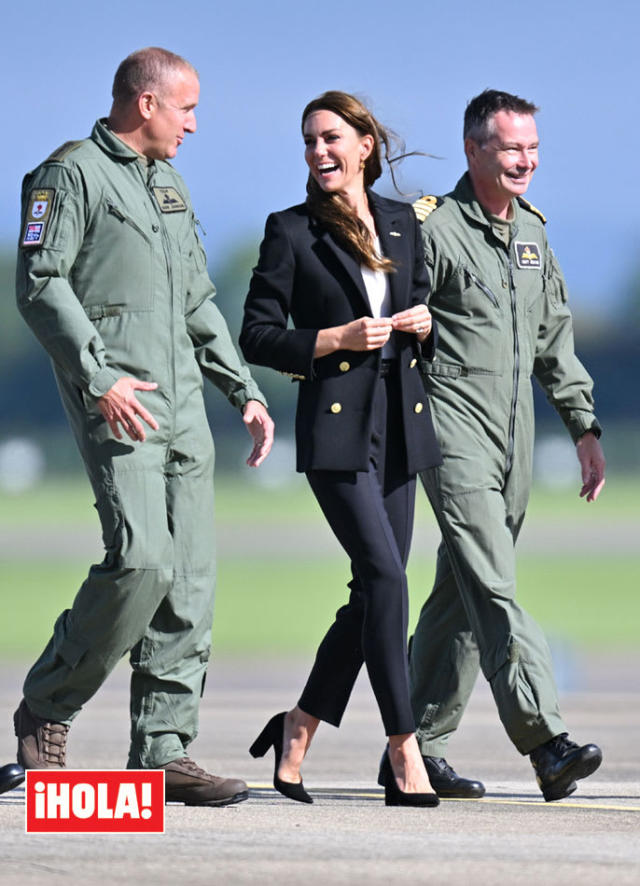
[407,90,606,801]
[12,47,274,806]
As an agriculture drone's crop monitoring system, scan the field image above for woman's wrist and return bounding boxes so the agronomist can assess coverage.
[314,325,344,358]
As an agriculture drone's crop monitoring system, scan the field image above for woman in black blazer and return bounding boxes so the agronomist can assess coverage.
[241,91,441,807]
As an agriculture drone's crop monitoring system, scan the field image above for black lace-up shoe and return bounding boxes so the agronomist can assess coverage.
[377,749,485,798]
[530,733,602,802]
[161,757,248,807]
[422,756,486,798]
[0,763,25,794]
[14,700,69,769]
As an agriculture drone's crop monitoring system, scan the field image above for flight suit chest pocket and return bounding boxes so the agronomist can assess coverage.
[76,199,155,313]
[458,264,501,312]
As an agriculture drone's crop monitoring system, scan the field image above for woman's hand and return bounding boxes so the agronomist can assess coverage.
[391,306,432,343]
[315,317,393,357]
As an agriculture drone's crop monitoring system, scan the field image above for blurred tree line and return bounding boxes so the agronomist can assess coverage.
[0,243,638,477]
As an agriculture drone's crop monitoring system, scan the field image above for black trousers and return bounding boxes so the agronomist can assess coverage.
[299,369,416,736]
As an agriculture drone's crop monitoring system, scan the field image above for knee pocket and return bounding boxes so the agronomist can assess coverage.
[483,633,523,682]
[94,487,173,570]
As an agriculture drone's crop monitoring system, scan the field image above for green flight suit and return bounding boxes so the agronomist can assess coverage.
[16,120,265,768]
[409,174,601,755]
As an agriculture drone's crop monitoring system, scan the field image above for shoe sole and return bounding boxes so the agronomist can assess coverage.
[542,780,578,802]
[540,747,603,802]
[172,790,249,808]
[377,771,486,799]
[434,785,486,799]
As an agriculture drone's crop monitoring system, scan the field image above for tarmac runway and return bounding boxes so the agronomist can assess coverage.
[1,655,638,886]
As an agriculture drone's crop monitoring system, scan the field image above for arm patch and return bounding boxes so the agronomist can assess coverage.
[20,188,56,248]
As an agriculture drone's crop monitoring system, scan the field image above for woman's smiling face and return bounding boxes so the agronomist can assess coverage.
[303,109,373,199]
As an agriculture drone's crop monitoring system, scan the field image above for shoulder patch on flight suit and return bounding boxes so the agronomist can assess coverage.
[153,186,187,213]
[45,140,84,163]
[517,196,546,224]
[20,188,55,248]
[413,194,443,223]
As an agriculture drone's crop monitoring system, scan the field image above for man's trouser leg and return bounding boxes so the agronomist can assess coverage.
[412,468,567,755]
[23,442,174,725]
[409,539,481,756]
[128,426,216,768]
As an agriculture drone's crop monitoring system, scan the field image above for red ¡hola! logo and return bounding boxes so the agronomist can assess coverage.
[25,770,165,834]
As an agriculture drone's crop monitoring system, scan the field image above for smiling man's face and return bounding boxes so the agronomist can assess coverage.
[466,110,539,212]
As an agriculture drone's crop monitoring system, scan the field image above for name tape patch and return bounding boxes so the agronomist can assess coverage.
[515,241,541,269]
[25,769,165,834]
[21,189,55,247]
[152,186,187,213]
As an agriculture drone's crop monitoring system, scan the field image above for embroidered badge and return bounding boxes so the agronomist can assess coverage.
[515,241,542,269]
[152,186,187,213]
[21,189,55,247]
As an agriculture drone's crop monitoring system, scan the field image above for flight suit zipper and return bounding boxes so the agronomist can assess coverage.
[144,166,177,436]
[505,258,519,473]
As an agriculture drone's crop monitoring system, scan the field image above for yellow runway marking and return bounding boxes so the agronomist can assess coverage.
[247,784,640,812]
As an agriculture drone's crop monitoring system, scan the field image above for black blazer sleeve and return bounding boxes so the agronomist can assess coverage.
[409,205,438,362]
[240,212,317,380]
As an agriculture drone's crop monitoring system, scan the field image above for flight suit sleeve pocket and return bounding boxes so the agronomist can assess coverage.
[191,215,208,272]
[545,250,569,308]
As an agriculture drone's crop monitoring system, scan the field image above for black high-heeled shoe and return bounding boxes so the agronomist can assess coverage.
[381,753,440,807]
[249,711,313,804]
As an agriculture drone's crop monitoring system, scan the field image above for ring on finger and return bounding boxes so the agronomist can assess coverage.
[416,326,425,333]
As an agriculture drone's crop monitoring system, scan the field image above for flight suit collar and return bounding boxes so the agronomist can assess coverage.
[453,172,521,246]
[453,172,520,232]
[90,118,144,163]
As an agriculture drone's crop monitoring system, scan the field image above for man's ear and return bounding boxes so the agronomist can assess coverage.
[138,91,156,121]
[464,137,477,165]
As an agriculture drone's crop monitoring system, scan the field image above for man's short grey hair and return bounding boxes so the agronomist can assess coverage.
[464,89,539,146]
[112,47,197,105]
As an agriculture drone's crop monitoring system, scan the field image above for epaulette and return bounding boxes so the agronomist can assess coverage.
[517,196,546,224]
[413,194,444,223]
[45,140,84,163]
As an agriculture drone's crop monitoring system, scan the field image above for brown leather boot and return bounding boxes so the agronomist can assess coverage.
[161,757,248,807]
[14,699,69,769]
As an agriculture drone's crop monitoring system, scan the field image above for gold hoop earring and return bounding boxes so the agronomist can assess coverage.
[360,159,366,171]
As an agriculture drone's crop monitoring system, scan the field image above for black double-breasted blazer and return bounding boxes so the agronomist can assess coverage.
[240,190,442,474]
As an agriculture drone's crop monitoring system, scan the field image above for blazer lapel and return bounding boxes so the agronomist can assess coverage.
[369,193,411,315]
[309,193,412,316]
[314,225,372,314]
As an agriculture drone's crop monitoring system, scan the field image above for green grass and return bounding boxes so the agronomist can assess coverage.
[1,552,638,659]
[2,473,638,527]
[1,475,638,658]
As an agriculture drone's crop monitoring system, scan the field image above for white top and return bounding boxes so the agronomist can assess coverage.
[361,236,396,357]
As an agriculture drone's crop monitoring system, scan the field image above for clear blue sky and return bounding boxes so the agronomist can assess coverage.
[3,0,638,314]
